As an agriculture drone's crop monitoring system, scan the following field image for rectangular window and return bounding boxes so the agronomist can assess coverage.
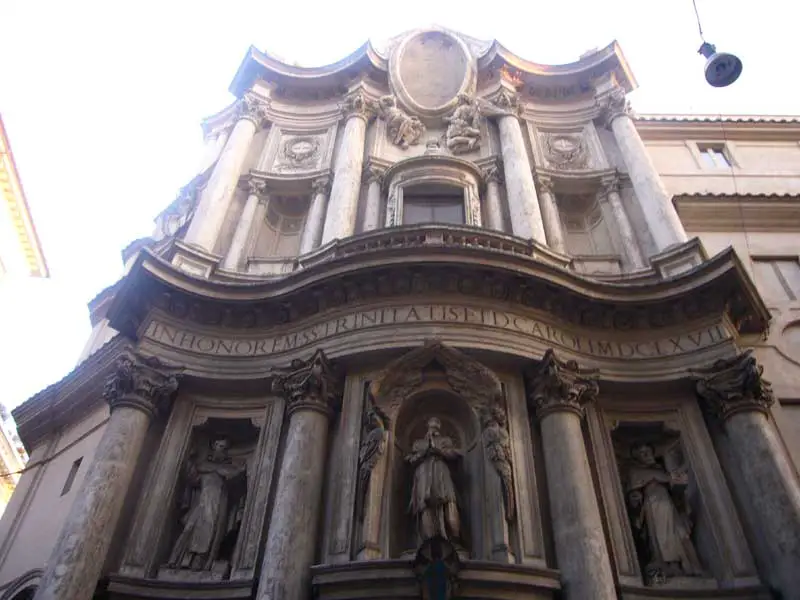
[697,144,732,168]
[403,194,465,226]
[752,258,800,304]
[61,457,83,496]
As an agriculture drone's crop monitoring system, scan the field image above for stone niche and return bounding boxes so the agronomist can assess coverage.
[356,342,518,562]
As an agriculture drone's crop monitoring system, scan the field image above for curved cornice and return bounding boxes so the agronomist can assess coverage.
[107,227,768,340]
[228,30,635,98]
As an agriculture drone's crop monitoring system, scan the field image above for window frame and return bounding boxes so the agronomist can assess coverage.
[689,141,738,170]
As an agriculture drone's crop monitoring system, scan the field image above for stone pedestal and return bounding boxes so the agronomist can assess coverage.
[600,175,645,269]
[185,95,268,253]
[299,176,330,254]
[482,161,505,232]
[536,177,567,254]
[222,179,267,270]
[362,165,384,232]
[527,350,616,600]
[34,353,180,600]
[496,114,547,244]
[600,89,686,253]
[321,91,371,245]
[693,351,800,595]
[256,350,342,600]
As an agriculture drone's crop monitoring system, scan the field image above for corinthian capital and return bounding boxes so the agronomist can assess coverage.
[597,86,630,130]
[103,351,182,418]
[311,175,331,196]
[341,89,374,122]
[237,94,269,128]
[691,350,774,420]
[526,349,599,420]
[271,349,343,417]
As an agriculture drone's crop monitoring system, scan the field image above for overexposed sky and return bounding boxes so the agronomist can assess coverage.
[0,0,797,409]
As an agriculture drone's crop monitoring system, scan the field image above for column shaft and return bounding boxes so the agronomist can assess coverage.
[321,114,368,245]
[222,183,265,270]
[299,178,329,254]
[603,183,645,269]
[497,115,547,244]
[484,180,504,231]
[35,408,151,600]
[609,113,687,252]
[537,182,567,254]
[362,178,382,232]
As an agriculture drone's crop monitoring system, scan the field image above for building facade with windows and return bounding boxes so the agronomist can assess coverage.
[1,28,799,600]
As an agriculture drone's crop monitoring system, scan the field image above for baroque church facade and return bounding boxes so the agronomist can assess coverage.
[2,27,800,600]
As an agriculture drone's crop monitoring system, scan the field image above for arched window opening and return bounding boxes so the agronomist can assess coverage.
[558,193,615,256]
[402,184,465,226]
[253,195,308,258]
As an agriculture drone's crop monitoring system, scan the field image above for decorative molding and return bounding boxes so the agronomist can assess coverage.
[102,351,182,418]
[243,178,268,198]
[271,349,343,417]
[526,349,599,420]
[691,350,775,420]
[536,176,555,196]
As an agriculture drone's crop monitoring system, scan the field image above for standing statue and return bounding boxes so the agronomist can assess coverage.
[356,405,389,520]
[377,95,426,149]
[626,442,702,584]
[167,438,248,572]
[444,94,481,154]
[480,406,515,521]
[406,417,462,542]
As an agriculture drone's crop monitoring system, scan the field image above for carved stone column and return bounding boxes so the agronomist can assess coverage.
[598,88,687,253]
[321,90,372,245]
[256,350,343,600]
[527,350,616,600]
[535,176,567,254]
[481,161,505,232]
[693,351,800,594]
[185,94,268,253]
[34,352,181,600]
[599,175,645,269]
[299,176,330,254]
[362,163,384,232]
[222,178,267,270]
[490,90,547,244]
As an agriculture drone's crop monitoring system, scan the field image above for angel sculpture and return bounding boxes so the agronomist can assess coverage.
[481,406,515,521]
[167,438,251,573]
[444,94,481,154]
[377,95,426,149]
[357,405,388,520]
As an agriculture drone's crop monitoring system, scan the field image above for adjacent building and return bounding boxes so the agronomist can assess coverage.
[1,28,799,600]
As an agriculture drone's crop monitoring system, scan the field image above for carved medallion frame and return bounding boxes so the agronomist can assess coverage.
[258,125,337,174]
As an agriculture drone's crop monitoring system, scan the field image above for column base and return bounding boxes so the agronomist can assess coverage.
[170,241,222,279]
[649,237,707,279]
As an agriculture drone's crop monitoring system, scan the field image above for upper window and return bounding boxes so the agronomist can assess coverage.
[697,143,732,168]
[752,258,800,304]
[253,195,308,258]
[61,457,83,496]
[402,185,465,226]
[559,193,615,256]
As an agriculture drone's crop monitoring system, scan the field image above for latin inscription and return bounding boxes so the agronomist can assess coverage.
[144,304,731,360]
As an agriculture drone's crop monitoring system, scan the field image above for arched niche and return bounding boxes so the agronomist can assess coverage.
[362,341,512,561]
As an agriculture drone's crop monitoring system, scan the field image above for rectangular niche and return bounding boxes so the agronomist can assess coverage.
[528,123,606,172]
[259,125,336,174]
[585,399,760,593]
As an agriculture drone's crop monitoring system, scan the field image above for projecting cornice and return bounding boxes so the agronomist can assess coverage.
[635,114,800,142]
[228,28,635,99]
[105,227,768,343]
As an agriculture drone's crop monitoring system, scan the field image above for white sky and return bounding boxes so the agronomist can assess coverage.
[0,0,797,410]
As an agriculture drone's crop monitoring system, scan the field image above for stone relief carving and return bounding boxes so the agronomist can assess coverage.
[406,417,463,543]
[103,351,181,416]
[614,428,703,585]
[480,405,515,521]
[444,94,481,154]
[691,349,774,420]
[376,95,426,149]
[273,136,322,172]
[356,403,389,520]
[544,133,589,170]
[165,438,251,578]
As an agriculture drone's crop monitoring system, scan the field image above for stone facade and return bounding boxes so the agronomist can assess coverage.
[1,27,799,600]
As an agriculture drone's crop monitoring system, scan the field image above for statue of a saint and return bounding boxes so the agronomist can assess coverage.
[167,438,248,572]
[481,406,515,521]
[406,418,462,542]
[626,442,702,584]
[377,95,426,149]
[444,94,481,154]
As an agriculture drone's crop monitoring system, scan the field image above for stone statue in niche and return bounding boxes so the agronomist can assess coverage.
[618,434,703,585]
[376,95,426,149]
[356,404,389,520]
[165,438,251,577]
[406,417,462,542]
[480,405,515,521]
[443,94,481,154]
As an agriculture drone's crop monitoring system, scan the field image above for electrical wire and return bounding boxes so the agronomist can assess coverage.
[692,0,707,42]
